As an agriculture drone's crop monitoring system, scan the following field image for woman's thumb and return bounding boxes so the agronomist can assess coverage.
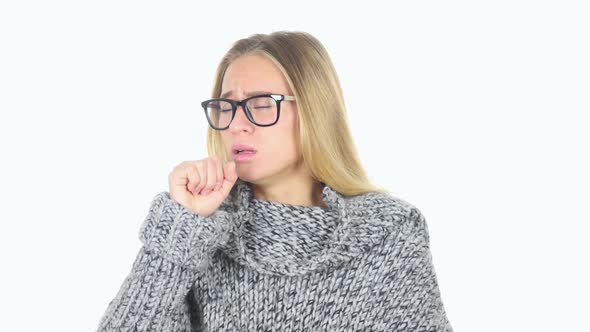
[220,161,238,195]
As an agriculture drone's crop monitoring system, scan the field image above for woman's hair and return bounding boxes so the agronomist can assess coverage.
[206,31,389,197]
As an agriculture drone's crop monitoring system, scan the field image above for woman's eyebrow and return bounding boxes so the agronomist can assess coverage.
[220,90,272,99]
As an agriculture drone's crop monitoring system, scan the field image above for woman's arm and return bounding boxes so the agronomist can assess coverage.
[382,208,454,332]
[96,191,233,331]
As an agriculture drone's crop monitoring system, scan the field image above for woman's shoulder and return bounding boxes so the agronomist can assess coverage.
[344,190,428,238]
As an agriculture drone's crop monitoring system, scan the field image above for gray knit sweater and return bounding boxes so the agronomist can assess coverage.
[96,179,453,331]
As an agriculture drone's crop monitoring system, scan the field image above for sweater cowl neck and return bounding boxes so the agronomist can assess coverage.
[218,179,402,277]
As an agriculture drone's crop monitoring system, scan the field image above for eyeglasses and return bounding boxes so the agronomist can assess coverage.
[201,93,296,130]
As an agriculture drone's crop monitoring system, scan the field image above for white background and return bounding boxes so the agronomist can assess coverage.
[1,1,588,331]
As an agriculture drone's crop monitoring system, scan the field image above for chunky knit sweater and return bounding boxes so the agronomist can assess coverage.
[96,179,453,331]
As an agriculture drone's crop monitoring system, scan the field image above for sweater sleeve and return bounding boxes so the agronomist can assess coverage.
[384,208,454,332]
[96,191,233,332]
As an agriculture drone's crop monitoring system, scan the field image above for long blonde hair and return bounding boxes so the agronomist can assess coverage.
[206,31,389,197]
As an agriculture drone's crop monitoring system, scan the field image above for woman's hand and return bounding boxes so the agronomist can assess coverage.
[168,156,238,217]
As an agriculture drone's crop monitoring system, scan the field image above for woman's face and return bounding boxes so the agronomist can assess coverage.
[220,53,301,184]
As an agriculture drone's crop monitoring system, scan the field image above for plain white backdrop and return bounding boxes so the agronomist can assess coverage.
[0,0,588,331]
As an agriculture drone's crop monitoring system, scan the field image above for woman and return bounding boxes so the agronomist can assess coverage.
[96,31,453,331]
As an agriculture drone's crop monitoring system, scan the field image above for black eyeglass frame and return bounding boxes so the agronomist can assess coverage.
[201,93,296,130]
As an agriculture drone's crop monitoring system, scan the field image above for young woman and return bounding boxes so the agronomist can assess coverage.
[97,31,453,331]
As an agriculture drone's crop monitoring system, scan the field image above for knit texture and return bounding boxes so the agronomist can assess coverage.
[96,179,453,331]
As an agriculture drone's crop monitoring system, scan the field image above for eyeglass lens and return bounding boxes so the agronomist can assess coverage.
[205,96,278,129]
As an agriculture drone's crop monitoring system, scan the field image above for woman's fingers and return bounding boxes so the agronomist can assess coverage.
[182,157,226,196]
[220,160,238,196]
[201,158,217,195]
[168,157,237,216]
[192,161,207,194]
[214,156,223,192]
[186,163,201,195]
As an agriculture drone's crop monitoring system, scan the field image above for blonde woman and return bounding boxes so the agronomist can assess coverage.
[96,31,453,331]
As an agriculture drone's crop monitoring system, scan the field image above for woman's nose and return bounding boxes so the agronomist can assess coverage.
[229,104,252,130]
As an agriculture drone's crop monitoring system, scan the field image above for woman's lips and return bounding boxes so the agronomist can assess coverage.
[233,150,257,162]
[232,143,257,154]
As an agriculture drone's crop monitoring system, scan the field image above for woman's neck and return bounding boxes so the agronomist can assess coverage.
[250,176,327,208]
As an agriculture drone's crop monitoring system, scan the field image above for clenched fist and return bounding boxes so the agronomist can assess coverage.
[168,156,238,217]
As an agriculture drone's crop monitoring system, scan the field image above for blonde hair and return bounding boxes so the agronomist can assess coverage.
[206,31,389,197]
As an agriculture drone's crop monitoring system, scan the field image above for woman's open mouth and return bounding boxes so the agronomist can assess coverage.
[232,149,257,162]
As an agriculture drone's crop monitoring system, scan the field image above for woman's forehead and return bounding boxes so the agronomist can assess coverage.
[221,55,289,96]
